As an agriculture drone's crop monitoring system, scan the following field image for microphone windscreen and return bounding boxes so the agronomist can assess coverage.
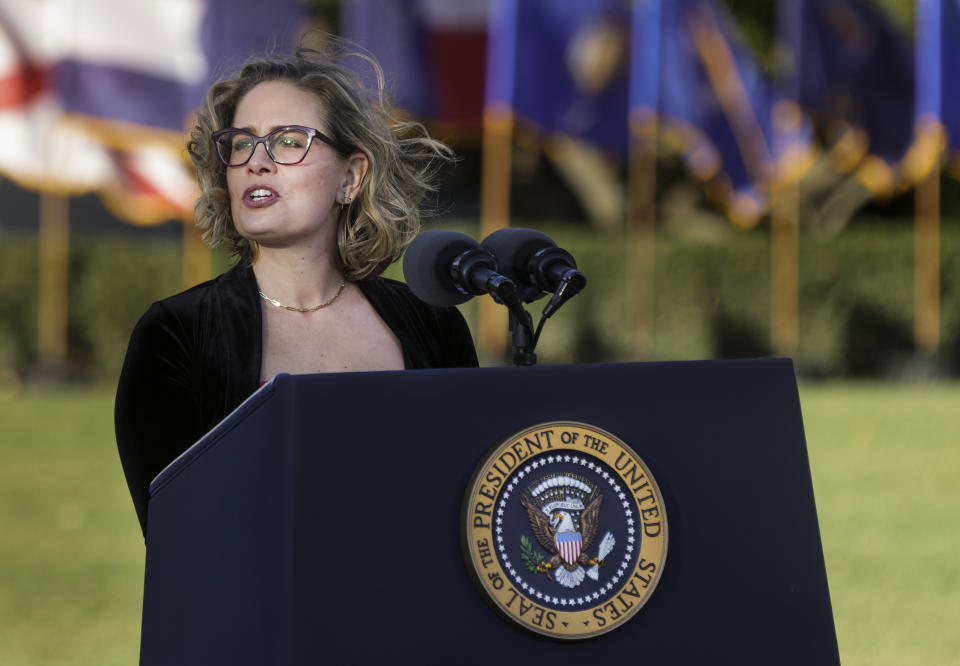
[403,229,481,306]
[481,228,555,300]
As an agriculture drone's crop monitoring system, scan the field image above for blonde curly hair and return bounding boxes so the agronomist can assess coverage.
[187,42,454,280]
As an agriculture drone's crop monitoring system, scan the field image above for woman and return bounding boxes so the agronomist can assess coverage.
[115,44,478,535]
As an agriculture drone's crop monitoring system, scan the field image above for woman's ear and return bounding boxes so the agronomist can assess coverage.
[342,152,369,200]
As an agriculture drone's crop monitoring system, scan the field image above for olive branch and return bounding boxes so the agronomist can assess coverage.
[520,535,546,574]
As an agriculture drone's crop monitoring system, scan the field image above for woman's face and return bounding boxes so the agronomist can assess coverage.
[226,80,363,255]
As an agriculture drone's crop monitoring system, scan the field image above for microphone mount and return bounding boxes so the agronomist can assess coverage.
[448,249,532,350]
[449,248,517,304]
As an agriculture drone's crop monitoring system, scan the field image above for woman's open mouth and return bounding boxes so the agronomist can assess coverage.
[243,186,279,208]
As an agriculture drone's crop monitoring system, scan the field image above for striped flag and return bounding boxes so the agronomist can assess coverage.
[0,0,304,225]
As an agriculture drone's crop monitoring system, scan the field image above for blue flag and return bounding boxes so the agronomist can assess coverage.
[486,0,630,153]
[631,0,810,226]
[779,0,914,193]
[913,0,960,179]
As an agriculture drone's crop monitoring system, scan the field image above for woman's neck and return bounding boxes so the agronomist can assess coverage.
[251,245,345,310]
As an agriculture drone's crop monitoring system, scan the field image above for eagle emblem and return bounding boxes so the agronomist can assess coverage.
[520,473,616,589]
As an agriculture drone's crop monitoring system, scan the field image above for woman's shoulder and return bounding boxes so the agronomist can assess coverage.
[148,263,253,319]
[359,275,478,368]
[359,274,454,321]
[124,264,254,353]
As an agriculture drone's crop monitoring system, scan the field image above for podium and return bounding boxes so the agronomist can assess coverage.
[141,360,839,665]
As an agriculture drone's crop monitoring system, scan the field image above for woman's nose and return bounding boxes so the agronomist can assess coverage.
[246,141,275,172]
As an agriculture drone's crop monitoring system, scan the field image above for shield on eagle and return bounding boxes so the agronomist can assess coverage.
[556,531,582,566]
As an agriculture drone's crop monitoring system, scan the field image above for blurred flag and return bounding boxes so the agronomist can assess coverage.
[631,0,811,227]
[341,0,487,131]
[778,0,914,194]
[486,0,629,153]
[909,0,960,180]
[0,0,303,225]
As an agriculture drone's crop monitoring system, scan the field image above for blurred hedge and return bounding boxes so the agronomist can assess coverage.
[2,222,958,382]
[0,237,232,382]
[533,222,960,376]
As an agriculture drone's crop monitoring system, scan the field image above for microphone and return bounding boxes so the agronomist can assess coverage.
[481,228,587,311]
[403,229,519,307]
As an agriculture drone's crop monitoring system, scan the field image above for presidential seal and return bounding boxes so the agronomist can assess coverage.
[462,422,667,639]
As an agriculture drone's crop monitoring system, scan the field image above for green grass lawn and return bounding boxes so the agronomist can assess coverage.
[0,387,144,666]
[0,381,957,665]
[799,382,960,666]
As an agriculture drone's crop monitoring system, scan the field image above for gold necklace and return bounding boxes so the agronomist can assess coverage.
[258,280,347,313]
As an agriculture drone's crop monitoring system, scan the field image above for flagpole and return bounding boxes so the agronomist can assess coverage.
[181,215,211,290]
[911,0,944,357]
[626,112,656,356]
[627,0,663,358]
[479,0,519,363]
[771,0,803,358]
[771,182,799,355]
[478,103,513,361]
[38,192,69,369]
[914,163,940,354]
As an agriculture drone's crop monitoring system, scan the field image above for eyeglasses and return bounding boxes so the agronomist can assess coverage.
[211,125,340,167]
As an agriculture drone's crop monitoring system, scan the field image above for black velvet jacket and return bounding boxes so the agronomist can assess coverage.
[115,262,477,534]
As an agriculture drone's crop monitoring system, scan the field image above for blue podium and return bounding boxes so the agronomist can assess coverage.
[140,360,839,664]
